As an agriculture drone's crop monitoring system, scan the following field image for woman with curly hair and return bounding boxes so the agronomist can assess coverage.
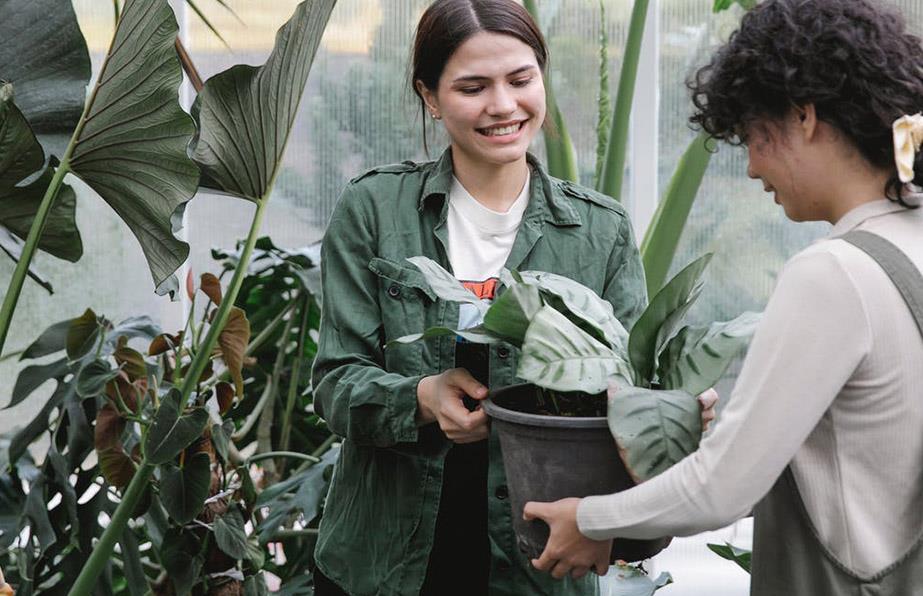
[525,0,923,593]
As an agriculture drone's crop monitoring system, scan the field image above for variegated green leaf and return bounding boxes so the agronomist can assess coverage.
[483,282,543,346]
[657,312,761,396]
[406,256,488,313]
[519,305,630,394]
[628,254,712,385]
[389,325,501,347]
[518,270,630,354]
[608,385,701,483]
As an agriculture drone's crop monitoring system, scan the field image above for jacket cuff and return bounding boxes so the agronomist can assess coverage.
[388,374,424,443]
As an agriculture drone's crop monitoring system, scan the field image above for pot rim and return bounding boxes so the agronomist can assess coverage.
[483,384,608,429]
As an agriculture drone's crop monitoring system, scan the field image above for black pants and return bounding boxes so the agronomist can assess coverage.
[314,343,491,596]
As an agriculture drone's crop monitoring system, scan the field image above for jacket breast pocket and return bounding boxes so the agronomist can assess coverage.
[368,257,436,371]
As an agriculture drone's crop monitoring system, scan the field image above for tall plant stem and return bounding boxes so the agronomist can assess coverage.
[279,294,310,456]
[69,200,269,595]
[598,0,651,201]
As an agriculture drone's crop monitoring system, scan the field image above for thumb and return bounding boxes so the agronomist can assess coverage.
[451,368,488,400]
[523,501,549,522]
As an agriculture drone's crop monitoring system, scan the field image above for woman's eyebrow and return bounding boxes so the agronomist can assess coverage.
[451,65,536,84]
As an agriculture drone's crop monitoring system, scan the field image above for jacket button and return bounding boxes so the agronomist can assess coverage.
[497,346,510,359]
[387,285,401,298]
[495,485,509,500]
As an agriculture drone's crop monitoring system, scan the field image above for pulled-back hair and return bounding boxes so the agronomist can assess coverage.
[410,0,548,152]
[689,0,923,201]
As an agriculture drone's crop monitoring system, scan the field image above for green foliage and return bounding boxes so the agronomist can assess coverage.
[707,542,753,572]
[609,562,673,595]
[713,0,758,12]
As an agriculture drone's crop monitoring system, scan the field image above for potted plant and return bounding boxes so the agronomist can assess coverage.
[392,254,760,562]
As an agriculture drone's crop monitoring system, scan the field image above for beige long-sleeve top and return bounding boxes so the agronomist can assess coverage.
[578,200,923,577]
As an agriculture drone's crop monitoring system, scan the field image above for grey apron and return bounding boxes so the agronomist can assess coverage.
[751,230,923,596]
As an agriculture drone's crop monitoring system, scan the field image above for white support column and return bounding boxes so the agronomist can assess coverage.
[627,0,660,240]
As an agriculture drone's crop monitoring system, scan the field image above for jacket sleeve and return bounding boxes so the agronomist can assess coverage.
[311,183,422,447]
[602,212,648,329]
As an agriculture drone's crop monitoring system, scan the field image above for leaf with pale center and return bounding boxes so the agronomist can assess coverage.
[482,282,543,346]
[628,254,712,385]
[607,384,702,483]
[657,311,762,396]
[67,0,200,296]
[389,325,501,347]
[191,0,337,202]
[519,305,631,394]
[405,256,487,312]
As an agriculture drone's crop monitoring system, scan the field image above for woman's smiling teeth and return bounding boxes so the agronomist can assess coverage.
[479,121,524,136]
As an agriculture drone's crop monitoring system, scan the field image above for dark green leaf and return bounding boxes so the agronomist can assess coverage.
[68,0,200,296]
[0,227,53,293]
[20,318,72,360]
[214,506,249,559]
[76,359,118,398]
[8,357,69,409]
[7,380,70,465]
[608,385,702,483]
[191,0,337,202]
[0,468,27,548]
[212,420,234,462]
[245,537,265,569]
[244,573,269,596]
[67,308,100,360]
[119,526,149,596]
[144,389,209,464]
[21,475,55,555]
[483,282,542,346]
[707,542,752,572]
[0,85,44,191]
[63,384,94,467]
[108,316,161,345]
[0,0,91,157]
[160,528,201,596]
[159,451,210,524]
[628,254,713,385]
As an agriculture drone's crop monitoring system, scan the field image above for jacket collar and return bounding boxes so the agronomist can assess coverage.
[419,147,582,227]
[828,199,911,238]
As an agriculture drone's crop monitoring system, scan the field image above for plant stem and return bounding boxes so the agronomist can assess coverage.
[279,294,310,456]
[598,0,651,202]
[68,462,154,596]
[247,451,320,465]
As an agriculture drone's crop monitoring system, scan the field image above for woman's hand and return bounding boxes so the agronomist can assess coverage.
[416,368,489,443]
[698,388,719,432]
[523,498,612,580]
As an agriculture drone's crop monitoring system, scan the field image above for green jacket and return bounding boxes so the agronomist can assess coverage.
[312,149,647,596]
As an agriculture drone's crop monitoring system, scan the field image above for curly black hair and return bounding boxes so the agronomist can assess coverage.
[689,0,923,201]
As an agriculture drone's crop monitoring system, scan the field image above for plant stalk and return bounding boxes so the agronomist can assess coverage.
[279,294,310,455]
[598,0,651,201]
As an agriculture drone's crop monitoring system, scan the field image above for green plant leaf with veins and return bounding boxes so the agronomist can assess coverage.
[144,389,209,465]
[608,385,702,483]
[658,311,762,396]
[519,305,631,394]
[405,256,488,313]
[159,452,210,524]
[483,282,543,346]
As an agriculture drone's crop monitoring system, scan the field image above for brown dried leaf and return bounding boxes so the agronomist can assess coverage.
[149,332,183,356]
[200,272,223,306]
[115,345,147,380]
[216,307,250,397]
[95,404,135,488]
[215,382,234,415]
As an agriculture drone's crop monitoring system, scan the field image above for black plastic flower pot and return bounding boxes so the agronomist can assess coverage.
[482,383,671,563]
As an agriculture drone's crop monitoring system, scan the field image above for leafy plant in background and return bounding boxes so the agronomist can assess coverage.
[393,254,759,483]
[609,562,673,596]
[707,542,753,573]
[0,240,333,595]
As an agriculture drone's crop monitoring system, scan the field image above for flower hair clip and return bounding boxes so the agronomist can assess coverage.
[893,113,923,183]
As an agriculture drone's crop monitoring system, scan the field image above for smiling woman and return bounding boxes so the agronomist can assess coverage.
[308,1,649,595]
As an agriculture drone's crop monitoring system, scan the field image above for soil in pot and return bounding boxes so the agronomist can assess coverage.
[484,383,671,564]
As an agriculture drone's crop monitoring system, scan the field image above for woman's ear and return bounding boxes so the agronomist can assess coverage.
[415,80,440,119]
[797,103,818,142]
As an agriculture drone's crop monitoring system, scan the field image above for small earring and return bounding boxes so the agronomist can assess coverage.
[431,112,440,120]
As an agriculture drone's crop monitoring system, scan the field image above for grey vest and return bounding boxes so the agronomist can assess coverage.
[751,230,923,596]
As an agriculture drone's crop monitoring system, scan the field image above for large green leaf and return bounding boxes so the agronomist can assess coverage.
[390,325,501,347]
[517,270,629,353]
[519,305,630,394]
[640,133,714,295]
[214,506,249,559]
[191,0,337,202]
[8,357,69,410]
[144,389,209,465]
[482,282,543,346]
[0,0,92,158]
[628,254,713,385]
[0,87,82,263]
[20,318,71,360]
[657,311,762,396]
[405,256,487,312]
[608,385,701,483]
[76,359,118,398]
[0,228,53,293]
[67,0,200,296]
[159,451,210,524]
[7,381,70,465]
[160,528,202,596]
[707,542,752,572]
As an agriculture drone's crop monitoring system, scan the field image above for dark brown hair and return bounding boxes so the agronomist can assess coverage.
[410,0,549,152]
[688,0,923,203]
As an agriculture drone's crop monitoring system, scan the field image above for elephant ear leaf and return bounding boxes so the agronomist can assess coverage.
[191,0,338,203]
[0,88,82,267]
[66,0,200,296]
[607,384,702,483]
[628,253,712,385]
[657,311,762,396]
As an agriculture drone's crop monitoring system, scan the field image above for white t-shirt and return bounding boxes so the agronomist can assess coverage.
[577,199,923,577]
[446,175,530,329]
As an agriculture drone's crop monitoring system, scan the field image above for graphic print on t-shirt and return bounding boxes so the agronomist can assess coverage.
[458,278,499,331]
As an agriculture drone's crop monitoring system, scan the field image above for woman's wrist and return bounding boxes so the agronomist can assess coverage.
[416,374,438,425]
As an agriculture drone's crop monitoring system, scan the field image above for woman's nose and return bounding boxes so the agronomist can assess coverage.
[487,86,516,116]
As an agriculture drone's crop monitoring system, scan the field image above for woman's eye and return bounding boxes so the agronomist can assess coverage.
[511,77,533,87]
[459,86,484,95]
